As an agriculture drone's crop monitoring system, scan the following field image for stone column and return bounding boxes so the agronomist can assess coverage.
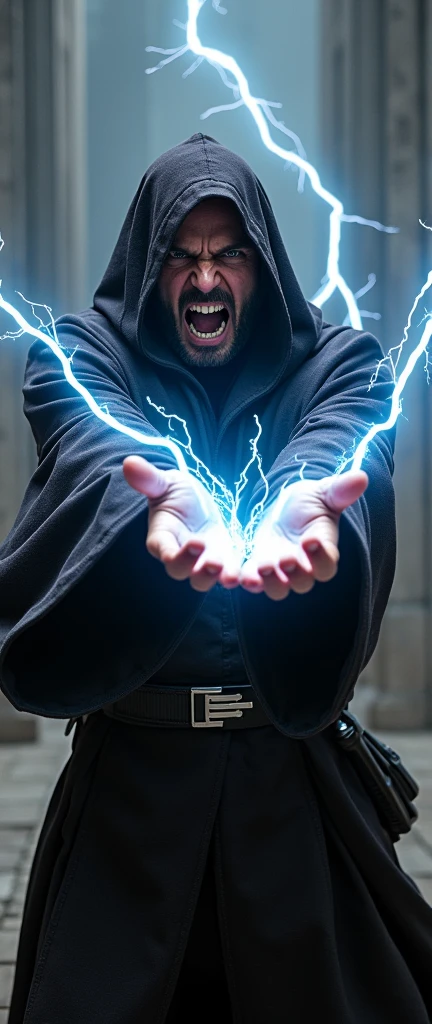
[0,0,86,739]
[321,0,432,727]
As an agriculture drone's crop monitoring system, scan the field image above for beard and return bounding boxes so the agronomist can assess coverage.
[149,286,262,368]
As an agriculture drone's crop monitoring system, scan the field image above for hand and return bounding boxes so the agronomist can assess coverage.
[123,456,240,591]
[239,469,368,601]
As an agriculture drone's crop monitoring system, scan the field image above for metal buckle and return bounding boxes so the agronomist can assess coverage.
[191,687,254,728]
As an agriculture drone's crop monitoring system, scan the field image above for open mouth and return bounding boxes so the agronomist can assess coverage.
[184,303,230,343]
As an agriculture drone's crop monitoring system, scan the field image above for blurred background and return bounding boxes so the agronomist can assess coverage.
[1,0,432,737]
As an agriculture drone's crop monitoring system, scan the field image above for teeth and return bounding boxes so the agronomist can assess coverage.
[188,304,224,314]
[189,320,226,340]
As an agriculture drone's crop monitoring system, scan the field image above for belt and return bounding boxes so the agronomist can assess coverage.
[102,683,270,730]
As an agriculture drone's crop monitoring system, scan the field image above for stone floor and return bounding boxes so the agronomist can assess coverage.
[0,722,431,1018]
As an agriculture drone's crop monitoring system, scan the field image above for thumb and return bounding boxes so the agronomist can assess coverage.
[322,469,368,514]
[123,455,170,500]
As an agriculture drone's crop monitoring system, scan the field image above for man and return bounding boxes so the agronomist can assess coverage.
[1,133,431,1022]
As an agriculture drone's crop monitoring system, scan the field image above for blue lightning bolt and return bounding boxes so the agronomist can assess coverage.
[1,1,432,567]
[146,397,268,554]
[146,0,398,331]
[146,0,432,485]
[0,240,186,474]
[0,239,266,558]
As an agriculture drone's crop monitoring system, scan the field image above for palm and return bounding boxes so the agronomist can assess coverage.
[123,456,240,591]
[240,470,368,600]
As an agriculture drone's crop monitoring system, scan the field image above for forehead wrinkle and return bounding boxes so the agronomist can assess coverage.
[172,225,251,256]
[173,198,247,253]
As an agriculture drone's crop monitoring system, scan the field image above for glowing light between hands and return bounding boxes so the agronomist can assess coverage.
[1,2,432,568]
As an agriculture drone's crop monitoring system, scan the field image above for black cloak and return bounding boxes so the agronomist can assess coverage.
[0,133,396,736]
[2,135,432,1023]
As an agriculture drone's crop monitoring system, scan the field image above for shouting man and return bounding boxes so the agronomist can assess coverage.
[1,134,431,1023]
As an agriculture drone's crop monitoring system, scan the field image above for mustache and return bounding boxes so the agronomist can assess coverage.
[179,288,232,316]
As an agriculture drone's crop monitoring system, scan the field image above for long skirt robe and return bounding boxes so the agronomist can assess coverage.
[7,712,432,1024]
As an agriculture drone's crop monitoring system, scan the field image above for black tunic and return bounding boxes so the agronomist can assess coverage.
[1,134,432,1021]
[0,133,396,734]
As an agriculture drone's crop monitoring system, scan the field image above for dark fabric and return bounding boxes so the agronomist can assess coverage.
[152,351,249,692]
[190,345,249,417]
[151,585,247,686]
[165,848,233,1023]
[0,133,395,736]
[8,715,432,1024]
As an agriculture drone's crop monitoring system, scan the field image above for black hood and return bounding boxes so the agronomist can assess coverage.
[93,133,321,386]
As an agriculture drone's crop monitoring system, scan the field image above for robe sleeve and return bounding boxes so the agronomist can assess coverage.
[236,328,396,737]
[0,321,189,715]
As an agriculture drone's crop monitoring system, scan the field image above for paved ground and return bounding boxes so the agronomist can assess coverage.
[0,723,431,1018]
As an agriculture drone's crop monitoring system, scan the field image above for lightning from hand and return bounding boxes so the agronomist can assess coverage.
[1,0,432,563]
[0,239,187,474]
[146,0,432,478]
[0,237,266,558]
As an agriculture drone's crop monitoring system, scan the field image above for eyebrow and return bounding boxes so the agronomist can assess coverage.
[170,239,253,255]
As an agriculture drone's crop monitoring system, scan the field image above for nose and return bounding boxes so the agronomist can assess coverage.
[190,258,221,293]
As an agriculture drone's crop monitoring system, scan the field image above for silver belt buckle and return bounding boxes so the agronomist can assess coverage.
[191,687,254,728]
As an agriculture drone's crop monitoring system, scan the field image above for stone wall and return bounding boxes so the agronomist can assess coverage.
[0,0,86,739]
[321,0,432,727]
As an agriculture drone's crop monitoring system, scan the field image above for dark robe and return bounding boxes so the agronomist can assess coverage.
[1,133,431,1022]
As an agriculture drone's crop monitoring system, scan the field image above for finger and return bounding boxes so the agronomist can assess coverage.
[256,539,313,580]
[277,560,315,594]
[146,529,182,565]
[219,567,241,589]
[162,540,207,581]
[322,470,368,514]
[240,578,265,594]
[189,564,223,592]
[189,556,224,592]
[258,570,291,601]
[238,560,265,593]
[301,538,340,582]
[123,456,170,500]
[218,547,242,589]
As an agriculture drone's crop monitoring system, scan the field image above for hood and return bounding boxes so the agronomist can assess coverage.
[93,133,321,385]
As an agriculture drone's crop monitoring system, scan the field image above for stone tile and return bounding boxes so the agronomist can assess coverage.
[0,964,13,1007]
[0,1010,9,1023]
[10,763,61,783]
[0,801,42,827]
[0,783,50,801]
[1,919,20,931]
[7,904,24,919]
[417,787,432,810]
[416,818,432,845]
[12,878,28,898]
[0,829,30,851]
[0,752,17,771]
[397,838,432,876]
[398,827,432,856]
[0,850,21,871]
[0,877,14,902]
[413,876,432,906]
[0,931,19,962]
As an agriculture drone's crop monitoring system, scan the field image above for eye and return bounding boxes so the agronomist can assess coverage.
[221,248,243,258]
[167,249,189,260]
